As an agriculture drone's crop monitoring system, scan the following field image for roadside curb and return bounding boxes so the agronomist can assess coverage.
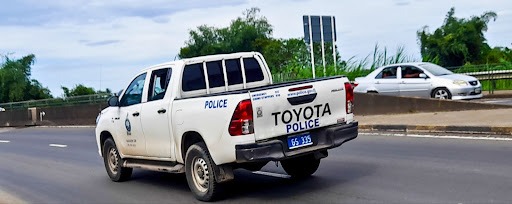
[359,124,512,136]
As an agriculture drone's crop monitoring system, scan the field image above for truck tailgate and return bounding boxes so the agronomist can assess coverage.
[250,77,348,142]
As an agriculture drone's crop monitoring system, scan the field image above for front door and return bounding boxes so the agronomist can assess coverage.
[140,68,175,159]
[115,73,147,156]
[399,66,431,98]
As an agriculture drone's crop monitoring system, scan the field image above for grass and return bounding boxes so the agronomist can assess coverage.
[273,44,512,93]
[480,79,512,91]
[273,44,417,82]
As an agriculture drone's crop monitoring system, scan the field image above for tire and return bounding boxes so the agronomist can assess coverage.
[432,88,452,99]
[103,138,132,182]
[281,154,320,178]
[185,142,221,201]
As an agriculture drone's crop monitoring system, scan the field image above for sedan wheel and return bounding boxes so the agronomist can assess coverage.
[432,88,452,99]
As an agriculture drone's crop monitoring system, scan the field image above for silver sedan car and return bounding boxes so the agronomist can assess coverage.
[353,62,483,100]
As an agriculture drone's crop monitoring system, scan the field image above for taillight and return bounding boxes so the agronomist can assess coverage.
[344,82,354,114]
[229,99,254,136]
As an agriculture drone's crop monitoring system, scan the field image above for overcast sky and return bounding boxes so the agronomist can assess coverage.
[1,0,511,97]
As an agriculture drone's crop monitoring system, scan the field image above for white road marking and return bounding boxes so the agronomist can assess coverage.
[0,140,10,143]
[360,132,512,141]
[482,100,501,103]
[49,144,68,148]
[253,171,291,179]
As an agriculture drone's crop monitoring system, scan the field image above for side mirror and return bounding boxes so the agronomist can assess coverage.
[419,73,428,79]
[108,96,120,107]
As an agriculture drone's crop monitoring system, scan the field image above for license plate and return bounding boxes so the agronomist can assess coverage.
[287,134,313,149]
[475,88,481,94]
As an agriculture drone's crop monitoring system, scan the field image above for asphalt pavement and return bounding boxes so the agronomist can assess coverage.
[475,97,512,106]
[1,127,512,203]
[358,108,512,135]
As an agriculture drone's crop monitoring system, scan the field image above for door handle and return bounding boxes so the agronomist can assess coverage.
[157,109,167,114]
[132,112,140,117]
[376,81,380,84]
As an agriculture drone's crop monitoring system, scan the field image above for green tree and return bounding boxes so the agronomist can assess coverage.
[0,54,52,103]
[96,88,112,95]
[257,38,311,73]
[179,7,273,59]
[418,7,498,67]
[61,84,96,97]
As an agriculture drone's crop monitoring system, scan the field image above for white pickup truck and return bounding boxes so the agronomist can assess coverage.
[95,52,358,201]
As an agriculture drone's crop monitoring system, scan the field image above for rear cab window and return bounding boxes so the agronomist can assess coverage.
[243,58,264,83]
[180,54,270,97]
[225,59,243,85]
[182,63,207,96]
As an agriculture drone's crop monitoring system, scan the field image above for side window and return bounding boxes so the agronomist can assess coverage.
[243,58,264,83]
[148,68,172,101]
[401,66,423,79]
[206,61,225,88]
[120,73,147,106]
[182,63,206,92]
[225,59,243,85]
[375,67,397,79]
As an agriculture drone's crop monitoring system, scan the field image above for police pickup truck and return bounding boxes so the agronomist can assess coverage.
[95,52,358,201]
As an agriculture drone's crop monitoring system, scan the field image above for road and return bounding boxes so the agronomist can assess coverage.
[1,127,512,203]
[474,97,512,106]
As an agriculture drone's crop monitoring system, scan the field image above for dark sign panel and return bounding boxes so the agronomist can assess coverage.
[303,15,336,43]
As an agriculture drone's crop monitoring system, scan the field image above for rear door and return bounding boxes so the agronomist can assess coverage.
[250,77,347,141]
[140,67,175,159]
[373,66,400,96]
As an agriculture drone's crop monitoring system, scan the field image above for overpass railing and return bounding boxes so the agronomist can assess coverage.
[0,94,112,110]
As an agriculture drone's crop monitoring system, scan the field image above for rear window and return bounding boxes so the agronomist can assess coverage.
[206,61,225,88]
[225,59,243,85]
[243,58,264,82]
[182,63,206,91]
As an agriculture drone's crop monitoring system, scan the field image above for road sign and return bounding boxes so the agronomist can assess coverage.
[303,16,336,43]
[303,15,337,78]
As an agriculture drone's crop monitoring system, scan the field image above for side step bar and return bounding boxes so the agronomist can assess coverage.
[122,159,185,173]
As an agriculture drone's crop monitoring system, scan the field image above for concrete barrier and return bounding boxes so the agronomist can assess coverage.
[36,104,107,126]
[0,94,510,127]
[0,109,35,127]
[354,93,511,115]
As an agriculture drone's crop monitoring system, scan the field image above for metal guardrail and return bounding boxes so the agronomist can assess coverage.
[462,70,512,80]
[0,94,111,110]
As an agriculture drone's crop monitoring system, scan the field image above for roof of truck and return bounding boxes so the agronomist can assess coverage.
[141,52,261,72]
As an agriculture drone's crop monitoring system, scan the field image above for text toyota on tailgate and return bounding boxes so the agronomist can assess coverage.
[95,52,358,201]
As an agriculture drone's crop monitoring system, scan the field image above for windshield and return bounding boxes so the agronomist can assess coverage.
[419,63,453,76]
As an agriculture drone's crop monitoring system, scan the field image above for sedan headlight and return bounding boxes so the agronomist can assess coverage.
[452,80,468,86]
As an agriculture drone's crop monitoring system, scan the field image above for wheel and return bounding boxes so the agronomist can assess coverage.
[103,138,132,182]
[432,88,452,99]
[281,154,320,178]
[185,142,221,201]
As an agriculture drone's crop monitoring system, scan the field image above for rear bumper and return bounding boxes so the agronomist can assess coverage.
[235,122,358,163]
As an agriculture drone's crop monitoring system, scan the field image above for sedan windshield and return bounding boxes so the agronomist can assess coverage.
[419,63,453,76]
